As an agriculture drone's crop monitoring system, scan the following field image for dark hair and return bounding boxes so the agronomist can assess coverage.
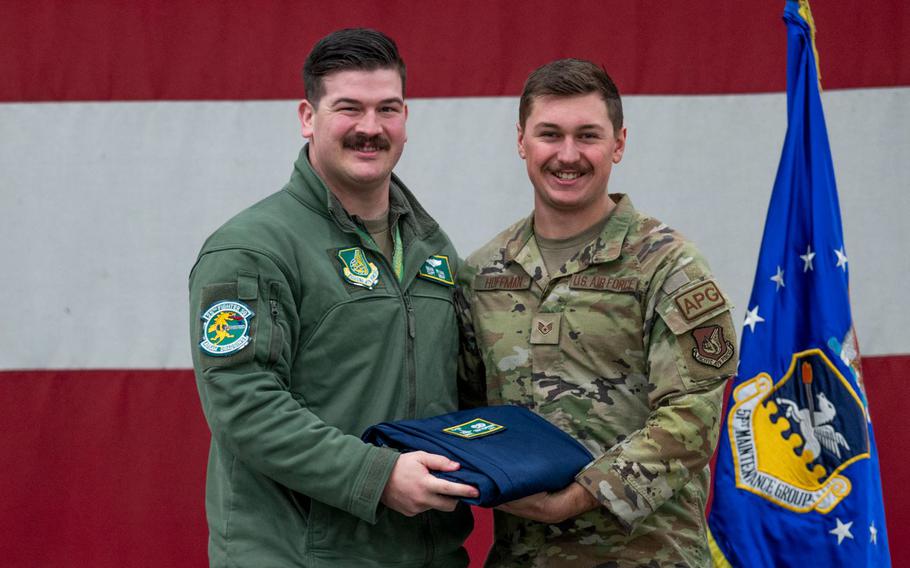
[518,59,623,135]
[303,28,406,107]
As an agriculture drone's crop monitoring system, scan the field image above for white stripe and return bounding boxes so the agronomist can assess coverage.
[1,88,907,368]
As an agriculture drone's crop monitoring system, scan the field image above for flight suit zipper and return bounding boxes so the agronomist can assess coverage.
[266,282,283,367]
[403,292,417,419]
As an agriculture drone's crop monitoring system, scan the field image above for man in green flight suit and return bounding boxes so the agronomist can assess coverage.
[457,59,738,566]
[189,28,477,567]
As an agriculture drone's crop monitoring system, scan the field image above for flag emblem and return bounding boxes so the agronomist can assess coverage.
[729,349,870,514]
[200,300,254,356]
[337,247,379,289]
[418,254,454,285]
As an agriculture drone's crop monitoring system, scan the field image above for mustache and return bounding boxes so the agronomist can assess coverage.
[343,133,391,151]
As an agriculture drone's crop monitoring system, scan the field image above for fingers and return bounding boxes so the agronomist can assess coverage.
[415,451,461,472]
[430,477,479,500]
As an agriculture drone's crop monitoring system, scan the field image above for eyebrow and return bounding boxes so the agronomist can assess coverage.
[330,97,404,107]
[534,122,605,131]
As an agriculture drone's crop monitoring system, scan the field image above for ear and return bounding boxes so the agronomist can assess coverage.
[298,100,315,139]
[516,122,527,160]
[403,103,409,143]
[612,126,627,164]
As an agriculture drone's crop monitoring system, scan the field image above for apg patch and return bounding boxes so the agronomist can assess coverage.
[674,279,725,322]
[200,300,255,356]
[418,254,454,286]
[337,247,379,289]
[443,418,506,439]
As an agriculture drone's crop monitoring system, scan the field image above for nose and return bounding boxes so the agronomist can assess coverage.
[355,110,382,136]
[556,138,580,163]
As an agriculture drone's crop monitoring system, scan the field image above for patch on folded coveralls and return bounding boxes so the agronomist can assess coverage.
[443,418,505,439]
[200,300,255,356]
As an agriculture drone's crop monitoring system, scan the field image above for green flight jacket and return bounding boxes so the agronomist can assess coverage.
[189,147,472,567]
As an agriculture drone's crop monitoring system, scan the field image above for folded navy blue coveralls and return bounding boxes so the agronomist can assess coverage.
[362,405,594,507]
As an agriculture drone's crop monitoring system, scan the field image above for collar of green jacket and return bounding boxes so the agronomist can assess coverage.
[285,145,440,246]
[504,193,636,270]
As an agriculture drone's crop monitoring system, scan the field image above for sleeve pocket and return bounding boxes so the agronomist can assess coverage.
[656,279,738,388]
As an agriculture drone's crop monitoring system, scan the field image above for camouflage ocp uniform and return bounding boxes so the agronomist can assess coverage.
[458,194,737,567]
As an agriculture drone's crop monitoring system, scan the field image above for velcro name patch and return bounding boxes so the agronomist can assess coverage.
[474,273,532,291]
[569,274,638,292]
[675,280,726,322]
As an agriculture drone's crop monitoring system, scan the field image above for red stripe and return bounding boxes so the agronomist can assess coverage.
[3,1,907,102]
[862,354,910,564]
[0,358,905,566]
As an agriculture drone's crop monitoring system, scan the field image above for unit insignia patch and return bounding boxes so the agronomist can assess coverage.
[200,300,255,356]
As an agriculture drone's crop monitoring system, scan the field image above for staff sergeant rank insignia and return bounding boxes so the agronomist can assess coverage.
[200,300,255,356]
[418,254,454,286]
[338,247,379,289]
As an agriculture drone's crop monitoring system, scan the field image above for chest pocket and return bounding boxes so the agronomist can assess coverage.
[561,272,644,370]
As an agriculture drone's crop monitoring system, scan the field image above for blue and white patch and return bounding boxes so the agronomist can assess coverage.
[200,300,255,356]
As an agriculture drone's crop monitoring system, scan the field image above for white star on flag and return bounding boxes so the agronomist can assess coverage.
[870,521,878,545]
[744,306,765,333]
[835,247,848,270]
[771,266,785,291]
[829,518,854,545]
[800,245,816,272]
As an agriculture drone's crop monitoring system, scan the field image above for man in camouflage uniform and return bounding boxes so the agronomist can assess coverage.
[457,59,738,567]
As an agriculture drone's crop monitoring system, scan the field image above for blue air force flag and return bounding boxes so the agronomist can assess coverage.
[707,1,891,566]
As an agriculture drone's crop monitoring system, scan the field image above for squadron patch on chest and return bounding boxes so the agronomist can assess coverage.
[474,273,532,291]
[337,247,380,289]
[417,254,454,286]
[674,279,725,322]
[569,274,638,292]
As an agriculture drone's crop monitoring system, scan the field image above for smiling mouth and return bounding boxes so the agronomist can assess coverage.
[551,170,584,181]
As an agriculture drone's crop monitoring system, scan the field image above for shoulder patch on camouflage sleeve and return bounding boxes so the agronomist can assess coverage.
[674,310,738,383]
[659,278,731,335]
[674,280,725,322]
[689,324,735,368]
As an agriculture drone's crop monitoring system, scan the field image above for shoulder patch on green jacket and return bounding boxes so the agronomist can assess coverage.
[197,280,258,367]
[200,300,255,356]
